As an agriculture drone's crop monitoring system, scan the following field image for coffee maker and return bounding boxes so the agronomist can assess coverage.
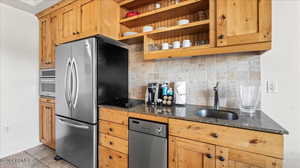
[145,83,160,105]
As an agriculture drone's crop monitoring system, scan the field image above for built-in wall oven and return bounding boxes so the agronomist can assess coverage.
[40,69,55,98]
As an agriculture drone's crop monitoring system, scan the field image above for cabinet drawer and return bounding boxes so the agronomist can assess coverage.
[100,134,128,154]
[99,108,128,125]
[40,98,55,104]
[169,119,283,158]
[100,120,128,140]
[99,145,128,168]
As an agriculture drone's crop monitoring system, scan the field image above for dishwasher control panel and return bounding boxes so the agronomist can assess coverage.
[129,118,167,138]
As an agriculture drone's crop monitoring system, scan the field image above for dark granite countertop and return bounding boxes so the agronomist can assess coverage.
[99,104,289,135]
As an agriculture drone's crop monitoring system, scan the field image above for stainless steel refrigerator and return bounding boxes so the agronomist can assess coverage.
[55,36,128,168]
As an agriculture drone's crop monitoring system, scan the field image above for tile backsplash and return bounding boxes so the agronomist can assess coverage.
[128,44,261,108]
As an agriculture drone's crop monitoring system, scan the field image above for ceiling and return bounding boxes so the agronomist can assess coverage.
[0,0,62,14]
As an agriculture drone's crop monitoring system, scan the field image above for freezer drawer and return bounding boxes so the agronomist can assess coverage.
[56,116,97,168]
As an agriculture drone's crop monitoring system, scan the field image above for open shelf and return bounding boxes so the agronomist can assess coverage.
[120,0,208,27]
[120,0,160,9]
[119,20,209,41]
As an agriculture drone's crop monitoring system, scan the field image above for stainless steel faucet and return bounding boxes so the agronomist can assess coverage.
[213,82,220,110]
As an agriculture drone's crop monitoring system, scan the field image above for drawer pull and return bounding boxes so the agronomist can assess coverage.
[109,141,113,145]
[109,128,113,132]
[206,154,212,159]
[108,155,112,160]
[210,133,219,138]
[218,156,225,162]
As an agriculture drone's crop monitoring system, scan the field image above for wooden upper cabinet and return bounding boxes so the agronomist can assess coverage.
[216,146,282,168]
[169,136,215,168]
[77,0,100,38]
[58,3,79,43]
[216,0,272,47]
[56,0,119,43]
[39,100,56,149]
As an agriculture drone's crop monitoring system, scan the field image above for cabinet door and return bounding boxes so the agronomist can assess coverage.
[216,146,282,168]
[58,3,79,43]
[169,136,215,168]
[99,146,128,168]
[39,16,51,68]
[77,0,100,38]
[216,0,271,46]
[39,101,55,149]
[48,13,59,68]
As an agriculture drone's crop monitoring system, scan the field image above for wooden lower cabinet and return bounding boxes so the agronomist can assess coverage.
[99,146,128,168]
[39,98,55,149]
[216,147,282,168]
[169,136,216,168]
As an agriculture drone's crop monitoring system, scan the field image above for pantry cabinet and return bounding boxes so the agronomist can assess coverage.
[216,0,272,47]
[39,98,56,149]
[169,136,215,168]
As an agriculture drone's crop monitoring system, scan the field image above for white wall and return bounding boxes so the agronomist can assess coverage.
[261,1,300,167]
[0,3,39,158]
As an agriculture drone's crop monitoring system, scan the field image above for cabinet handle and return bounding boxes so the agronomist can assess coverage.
[206,154,212,159]
[108,155,113,160]
[210,133,219,138]
[76,32,80,35]
[73,32,76,35]
[218,35,224,40]
[109,128,113,132]
[218,156,225,162]
[109,141,113,145]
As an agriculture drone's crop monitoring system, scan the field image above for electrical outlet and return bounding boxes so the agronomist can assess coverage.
[266,80,278,93]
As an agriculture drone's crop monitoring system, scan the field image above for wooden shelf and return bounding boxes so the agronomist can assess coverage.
[120,20,209,42]
[144,42,272,60]
[120,0,160,9]
[120,0,208,27]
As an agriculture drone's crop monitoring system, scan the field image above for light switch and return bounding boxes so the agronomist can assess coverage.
[266,80,278,93]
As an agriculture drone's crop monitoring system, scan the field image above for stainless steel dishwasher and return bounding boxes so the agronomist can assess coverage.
[129,118,168,168]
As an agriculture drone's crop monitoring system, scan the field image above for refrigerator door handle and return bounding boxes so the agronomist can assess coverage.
[71,58,79,109]
[64,58,72,107]
[58,118,89,130]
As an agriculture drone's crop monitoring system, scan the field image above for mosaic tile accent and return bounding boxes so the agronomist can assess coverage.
[128,43,261,108]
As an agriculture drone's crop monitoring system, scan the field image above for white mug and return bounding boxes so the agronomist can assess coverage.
[162,43,171,50]
[173,41,181,49]
[182,40,192,48]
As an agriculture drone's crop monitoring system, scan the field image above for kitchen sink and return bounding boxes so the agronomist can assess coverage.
[195,109,239,120]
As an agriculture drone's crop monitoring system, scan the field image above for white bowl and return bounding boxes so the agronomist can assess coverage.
[177,19,190,25]
[123,32,138,36]
[143,26,154,32]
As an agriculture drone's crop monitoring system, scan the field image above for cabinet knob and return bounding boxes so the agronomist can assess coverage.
[109,141,113,145]
[219,156,225,162]
[218,35,224,39]
[73,32,76,35]
[108,155,113,160]
[109,128,113,132]
[206,154,212,159]
[221,15,226,20]
[76,32,80,35]
[210,133,219,138]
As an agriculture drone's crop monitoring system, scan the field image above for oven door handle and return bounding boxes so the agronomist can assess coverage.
[65,58,72,108]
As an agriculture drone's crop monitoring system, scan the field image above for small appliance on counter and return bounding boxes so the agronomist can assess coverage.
[145,83,160,105]
[40,69,55,98]
[174,81,186,105]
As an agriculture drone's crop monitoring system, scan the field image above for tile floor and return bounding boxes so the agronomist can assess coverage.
[0,145,76,168]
